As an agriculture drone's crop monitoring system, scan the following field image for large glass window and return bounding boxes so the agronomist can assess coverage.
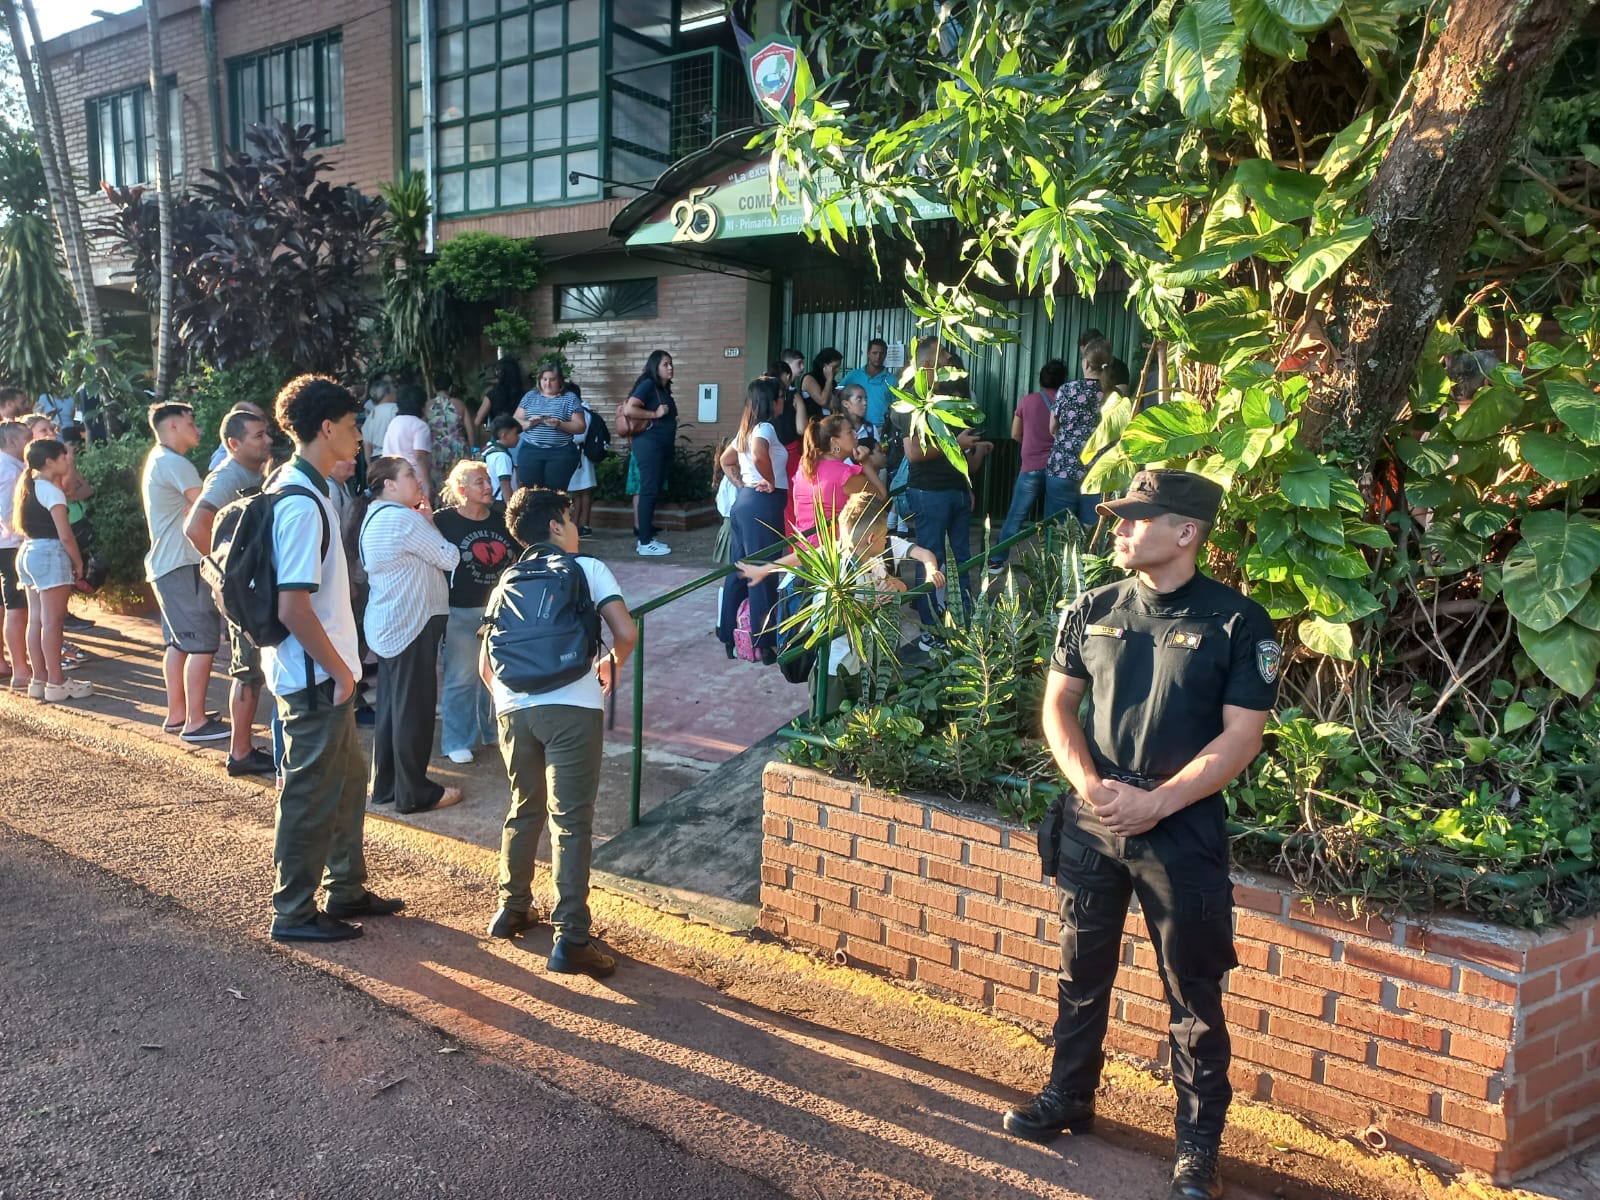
[405,0,604,213]
[86,77,182,189]
[228,32,345,148]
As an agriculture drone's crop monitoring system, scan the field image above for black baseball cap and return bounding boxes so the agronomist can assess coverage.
[1097,469,1223,523]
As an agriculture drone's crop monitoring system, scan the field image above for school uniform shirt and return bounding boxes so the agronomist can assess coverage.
[488,556,624,715]
[263,458,361,697]
[485,444,517,500]
[141,444,204,582]
[381,414,432,481]
[358,500,458,659]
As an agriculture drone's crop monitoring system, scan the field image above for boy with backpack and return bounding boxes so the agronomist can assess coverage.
[484,416,520,501]
[261,375,404,942]
[480,486,636,978]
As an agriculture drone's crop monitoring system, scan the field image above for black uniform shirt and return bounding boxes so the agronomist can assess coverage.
[1051,571,1280,782]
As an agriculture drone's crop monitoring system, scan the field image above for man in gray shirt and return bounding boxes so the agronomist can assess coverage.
[186,407,277,775]
[142,402,228,743]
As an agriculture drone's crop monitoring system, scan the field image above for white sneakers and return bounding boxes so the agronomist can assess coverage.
[636,540,672,556]
[446,748,475,764]
[43,679,93,702]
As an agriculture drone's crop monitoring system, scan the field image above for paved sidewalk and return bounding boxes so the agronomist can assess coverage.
[28,520,807,867]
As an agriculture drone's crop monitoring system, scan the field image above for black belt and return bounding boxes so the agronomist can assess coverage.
[1098,767,1165,788]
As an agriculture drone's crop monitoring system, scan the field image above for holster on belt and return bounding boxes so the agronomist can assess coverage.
[1037,791,1071,879]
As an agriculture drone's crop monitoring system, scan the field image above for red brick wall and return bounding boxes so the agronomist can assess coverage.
[44,0,395,285]
[527,271,762,449]
[759,762,1600,1183]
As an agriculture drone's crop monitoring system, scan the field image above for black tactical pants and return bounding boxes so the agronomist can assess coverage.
[1049,798,1238,1147]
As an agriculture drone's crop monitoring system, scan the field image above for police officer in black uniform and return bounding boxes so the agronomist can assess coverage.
[1002,469,1281,1200]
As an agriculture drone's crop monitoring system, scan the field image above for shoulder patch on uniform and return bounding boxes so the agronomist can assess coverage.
[1085,624,1125,639]
[1257,640,1282,684]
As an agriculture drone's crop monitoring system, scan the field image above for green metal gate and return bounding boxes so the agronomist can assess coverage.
[780,281,1145,519]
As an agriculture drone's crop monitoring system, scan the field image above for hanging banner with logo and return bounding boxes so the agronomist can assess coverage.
[744,36,801,116]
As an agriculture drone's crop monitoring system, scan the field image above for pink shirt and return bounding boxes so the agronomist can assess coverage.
[1016,391,1053,473]
[793,458,864,544]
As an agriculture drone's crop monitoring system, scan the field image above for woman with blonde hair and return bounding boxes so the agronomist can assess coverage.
[433,459,515,764]
[353,455,464,813]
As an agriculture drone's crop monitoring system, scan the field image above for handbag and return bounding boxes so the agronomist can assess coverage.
[614,401,652,439]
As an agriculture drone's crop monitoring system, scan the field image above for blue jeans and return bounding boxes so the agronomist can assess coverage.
[440,604,495,754]
[908,487,973,626]
[990,470,1058,566]
[717,488,787,652]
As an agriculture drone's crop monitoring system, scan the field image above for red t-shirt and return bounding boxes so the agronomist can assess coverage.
[793,458,864,544]
[1016,390,1053,473]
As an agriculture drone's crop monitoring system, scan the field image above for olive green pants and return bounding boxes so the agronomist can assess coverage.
[495,704,604,943]
[271,681,369,927]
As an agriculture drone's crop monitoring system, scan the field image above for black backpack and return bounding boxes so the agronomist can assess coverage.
[201,484,331,649]
[483,544,603,694]
[582,406,612,463]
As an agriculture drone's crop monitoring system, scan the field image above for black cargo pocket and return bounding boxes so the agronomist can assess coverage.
[1169,885,1239,977]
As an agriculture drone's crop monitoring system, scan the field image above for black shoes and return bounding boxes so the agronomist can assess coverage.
[271,912,363,942]
[486,907,544,938]
[1169,1142,1223,1200]
[548,937,616,978]
[323,891,406,919]
[227,748,276,776]
[1000,1083,1096,1141]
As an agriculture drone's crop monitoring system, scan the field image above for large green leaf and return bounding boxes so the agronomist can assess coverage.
[1164,0,1246,123]
[1241,387,1287,429]
[1421,519,1482,572]
[1314,111,1377,181]
[1233,160,1325,224]
[1517,619,1600,697]
[1230,0,1304,58]
[1279,467,1331,509]
[1338,0,1415,72]
[1283,216,1373,293]
[1545,379,1600,444]
[1081,391,1135,466]
[1218,421,1273,470]
[1521,510,1600,591]
[1297,508,1345,545]
[1120,400,1214,460]
[1181,288,1271,353]
[1519,432,1600,483]
[1501,549,1590,632]
[1299,616,1355,660]
[1568,587,1600,632]
[1266,0,1342,30]
[1451,383,1524,441]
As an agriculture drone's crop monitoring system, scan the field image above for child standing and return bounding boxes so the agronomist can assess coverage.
[12,439,92,703]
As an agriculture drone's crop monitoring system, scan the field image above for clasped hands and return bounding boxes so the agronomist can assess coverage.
[1083,776,1170,837]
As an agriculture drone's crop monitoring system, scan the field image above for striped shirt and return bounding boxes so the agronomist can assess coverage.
[357,500,459,659]
[517,389,581,449]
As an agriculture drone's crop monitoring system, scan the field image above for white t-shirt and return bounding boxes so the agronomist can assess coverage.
[488,556,625,715]
[737,422,789,491]
[485,445,516,500]
[141,444,204,581]
[262,459,362,697]
[381,415,433,481]
[0,451,23,548]
[363,400,397,454]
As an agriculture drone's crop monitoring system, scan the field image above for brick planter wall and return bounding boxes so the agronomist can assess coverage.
[759,763,1600,1182]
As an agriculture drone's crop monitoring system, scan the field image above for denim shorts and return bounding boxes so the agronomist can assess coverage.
[17,538,73,591]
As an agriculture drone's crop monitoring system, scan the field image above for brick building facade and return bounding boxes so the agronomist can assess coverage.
[42,0,774,447]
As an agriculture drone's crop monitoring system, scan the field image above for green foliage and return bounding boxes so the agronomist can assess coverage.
[536,329,588,379]
[0,212,76,393]
[376,173,465,384]
[484,307,533,351]
[59,330,151,430]
[74,432,154,593]
[176,358,287,471]
[591,445,716,505]
[429,232,540,303]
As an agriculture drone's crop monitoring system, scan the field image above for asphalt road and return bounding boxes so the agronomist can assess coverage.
[0,831,780,1200]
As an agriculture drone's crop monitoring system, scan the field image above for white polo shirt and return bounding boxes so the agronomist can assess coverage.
[263,457,361,697]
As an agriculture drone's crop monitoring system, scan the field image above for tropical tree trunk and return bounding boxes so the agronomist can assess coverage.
[1,0,105,344]
[145,0,175,400]
[1313,0,1590,455]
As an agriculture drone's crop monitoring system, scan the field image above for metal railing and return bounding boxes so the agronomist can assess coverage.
[608,47,754,182]
[620,495,1088,827]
